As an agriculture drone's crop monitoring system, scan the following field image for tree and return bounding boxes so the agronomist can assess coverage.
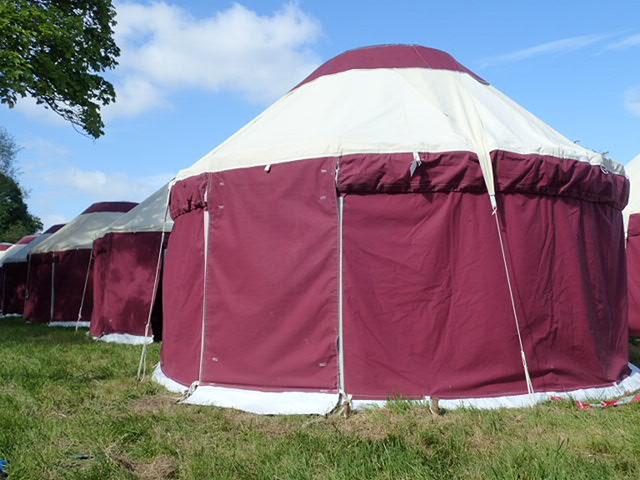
[0,0,120,138]
[0,127,20,179]
[0,127,42,243]
[0,173,42,243]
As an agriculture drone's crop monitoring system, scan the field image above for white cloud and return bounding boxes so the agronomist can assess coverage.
[12,97,68,127]
[42,214,70,230]
[604,33,640,50]
[39,166,172,202]
[103,76,167,120]
[477,33,613,68]
[20,138,71,161]
[625,86,640,117]
[108,1,322,118]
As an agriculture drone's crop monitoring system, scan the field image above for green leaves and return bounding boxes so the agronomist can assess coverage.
[0,0,121,138]
[0,172,42,242]
[0,127,42,242]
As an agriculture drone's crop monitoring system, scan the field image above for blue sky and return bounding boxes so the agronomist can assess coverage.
[1,0,639,229]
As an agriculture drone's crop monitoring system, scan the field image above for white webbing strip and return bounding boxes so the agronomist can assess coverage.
[24,254,33,314]
[196,187,211,389]
[1,268,6,314]
[492,206,535,397]
[337,195,346,397]
[76,247,94,331]
[25,255,32,299]
[137,190,172,380]
[50,261,56,322]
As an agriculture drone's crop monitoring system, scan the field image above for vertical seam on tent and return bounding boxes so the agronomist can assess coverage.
[1,267,5,314]
[338,195,346,398]
[137,186,172,380]
[25,254,32,305]
[76,247,94,331]
[196,186,211,389]
[50,259,56,323]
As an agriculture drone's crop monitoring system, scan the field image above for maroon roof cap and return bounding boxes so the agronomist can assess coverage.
[0,243,13,251]
[44,224,66,234]
[81,201,138,215]
[17,235,38,245]
[294,44,487,90]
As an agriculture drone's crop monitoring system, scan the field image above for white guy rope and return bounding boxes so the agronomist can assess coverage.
[76,247,94,331]
[492,208,535,397]
[137,191,172,380]
[457,77,535,399]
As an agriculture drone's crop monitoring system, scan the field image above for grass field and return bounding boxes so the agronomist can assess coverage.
[2,318,640,480]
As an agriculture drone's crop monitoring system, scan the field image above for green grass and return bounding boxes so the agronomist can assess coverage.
[2,318,640,479]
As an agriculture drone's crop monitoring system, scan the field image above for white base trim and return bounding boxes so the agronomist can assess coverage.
[152,364,340,415]
[154,363,640,415]
[95,333,153,345]
[0,313,22,318]
[352,364,640,411]
[48,321,90,328]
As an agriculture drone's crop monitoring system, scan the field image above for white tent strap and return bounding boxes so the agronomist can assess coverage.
[50,261,56,322]
[76,247,94,331]
[196,188,211,388]
[138,192,172,380]
[492,206,535,396]
[1,267,6,314]
[337,195,347,401]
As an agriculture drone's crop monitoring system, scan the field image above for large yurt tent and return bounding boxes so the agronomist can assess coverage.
[0,225,66,316]
[155,45,638,414]
[25,202,137,326]
[625,154,640,336]
[90,185,173,344]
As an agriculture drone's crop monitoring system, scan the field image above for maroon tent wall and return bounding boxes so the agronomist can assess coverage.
[2,263,28,314]
[24,252,53,323]
[161,175,207,385]
[628,214,640,336]
[1,235,38,315]
[24,249,93,323]
[90,231,166,339]
[161,151,629,401]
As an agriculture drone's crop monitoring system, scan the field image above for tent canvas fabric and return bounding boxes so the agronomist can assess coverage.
[0,225,65,316]
[90,185,173,344]
[24,203,137,325]
[158,45,634,414]
[0,235,37,314]
[625,154,640,336]
[0,244,14,263]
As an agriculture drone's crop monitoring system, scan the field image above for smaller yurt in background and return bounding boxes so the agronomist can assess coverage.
[1,235,37,315]
[0,243,14,262]
[625,154,640,336]
[25,202,137,326]
[1,225,66,316]
[91,185,173,344]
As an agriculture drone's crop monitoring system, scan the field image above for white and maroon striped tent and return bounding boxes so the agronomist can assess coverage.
[0,225,65,316]
[625,154,640,336]
[91,185,173,344]
[0,243,14,262]
[25,202,137,327]
[155,44,637,414]
[1,235,38,315]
